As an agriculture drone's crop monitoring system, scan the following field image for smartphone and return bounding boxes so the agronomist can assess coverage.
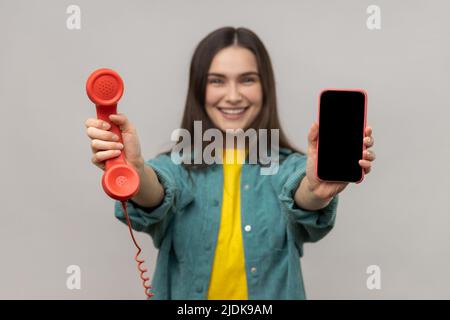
[316,89,367,183]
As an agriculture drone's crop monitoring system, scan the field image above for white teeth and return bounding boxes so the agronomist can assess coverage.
[220,108,246,114]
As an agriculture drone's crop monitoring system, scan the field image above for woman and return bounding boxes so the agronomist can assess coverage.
[84,26,375,299]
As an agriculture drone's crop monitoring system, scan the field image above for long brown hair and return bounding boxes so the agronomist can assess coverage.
[163,26,304,170]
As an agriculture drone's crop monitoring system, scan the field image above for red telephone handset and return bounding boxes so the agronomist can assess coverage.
[86,68,153,299]
[86,68,140,201]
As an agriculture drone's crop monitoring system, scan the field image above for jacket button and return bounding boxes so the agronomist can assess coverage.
[250,267,257,273]
[212,199,219,207]
[244,184,250,190]
[244,225,252,232]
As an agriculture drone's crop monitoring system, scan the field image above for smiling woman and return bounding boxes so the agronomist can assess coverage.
[107,26,376,300]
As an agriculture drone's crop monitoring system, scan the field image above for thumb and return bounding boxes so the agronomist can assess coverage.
[307,121,319,147]
[109,113,134,132]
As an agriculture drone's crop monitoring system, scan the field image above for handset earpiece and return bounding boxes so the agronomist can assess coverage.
[86,68,140,201]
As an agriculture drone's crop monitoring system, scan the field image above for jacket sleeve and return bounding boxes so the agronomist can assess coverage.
[114,153,194,248]
[277,153,339,246]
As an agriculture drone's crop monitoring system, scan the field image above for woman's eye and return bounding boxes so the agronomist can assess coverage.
[209,78,223,84]
[241,77,256,84]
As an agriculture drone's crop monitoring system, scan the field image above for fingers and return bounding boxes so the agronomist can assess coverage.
[109,113,134,132]
[362,149,376,161]
[308,121,319,145]
[363,126,375,174]
[91,150,122,169]
[86,126,119,142]
[364,136,374,148]
[91,139,123,153]
[360,149,375,175]
[85,118,111,130]
[85,117,118,141]
[359,159,372,174]
[364,126,374,148]
[85,117,122,171]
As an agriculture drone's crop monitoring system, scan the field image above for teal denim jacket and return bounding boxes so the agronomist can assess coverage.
[114,148,339,299]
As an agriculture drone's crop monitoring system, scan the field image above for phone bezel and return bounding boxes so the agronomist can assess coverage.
[316,88,368,184]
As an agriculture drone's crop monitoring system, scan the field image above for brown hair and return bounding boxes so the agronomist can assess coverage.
[163,26,304,170]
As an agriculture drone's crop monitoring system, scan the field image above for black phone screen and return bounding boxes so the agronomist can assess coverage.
[317,90,366,183]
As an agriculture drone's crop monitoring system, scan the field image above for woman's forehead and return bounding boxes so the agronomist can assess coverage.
[208,47,258,75]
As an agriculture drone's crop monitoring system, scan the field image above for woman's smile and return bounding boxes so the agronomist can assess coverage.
[216,105,251,120]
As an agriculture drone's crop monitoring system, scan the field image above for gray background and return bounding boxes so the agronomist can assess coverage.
[1,0,449,299]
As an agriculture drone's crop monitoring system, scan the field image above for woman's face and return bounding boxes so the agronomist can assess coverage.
[205,46,263,133]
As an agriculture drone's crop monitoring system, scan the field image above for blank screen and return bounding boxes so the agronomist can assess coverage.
[317,90,366,182]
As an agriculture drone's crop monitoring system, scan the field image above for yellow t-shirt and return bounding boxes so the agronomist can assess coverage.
[207,148,248,300]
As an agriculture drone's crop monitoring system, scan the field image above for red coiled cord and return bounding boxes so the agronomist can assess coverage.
[121,201,154,299]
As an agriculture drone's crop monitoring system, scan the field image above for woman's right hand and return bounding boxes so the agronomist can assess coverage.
[85,113,144,173]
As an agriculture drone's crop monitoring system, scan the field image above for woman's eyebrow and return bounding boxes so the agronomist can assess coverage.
[207,72,260,77]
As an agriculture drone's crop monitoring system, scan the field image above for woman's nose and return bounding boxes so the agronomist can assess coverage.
[226,84,243,104]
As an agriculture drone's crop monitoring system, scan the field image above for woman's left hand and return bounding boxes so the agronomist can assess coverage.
[304,122,376,200]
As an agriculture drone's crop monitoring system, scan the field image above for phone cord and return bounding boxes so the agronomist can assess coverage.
[121,201,154,299]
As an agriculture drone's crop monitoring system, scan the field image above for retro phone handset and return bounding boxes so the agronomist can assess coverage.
[86,68,154,299]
